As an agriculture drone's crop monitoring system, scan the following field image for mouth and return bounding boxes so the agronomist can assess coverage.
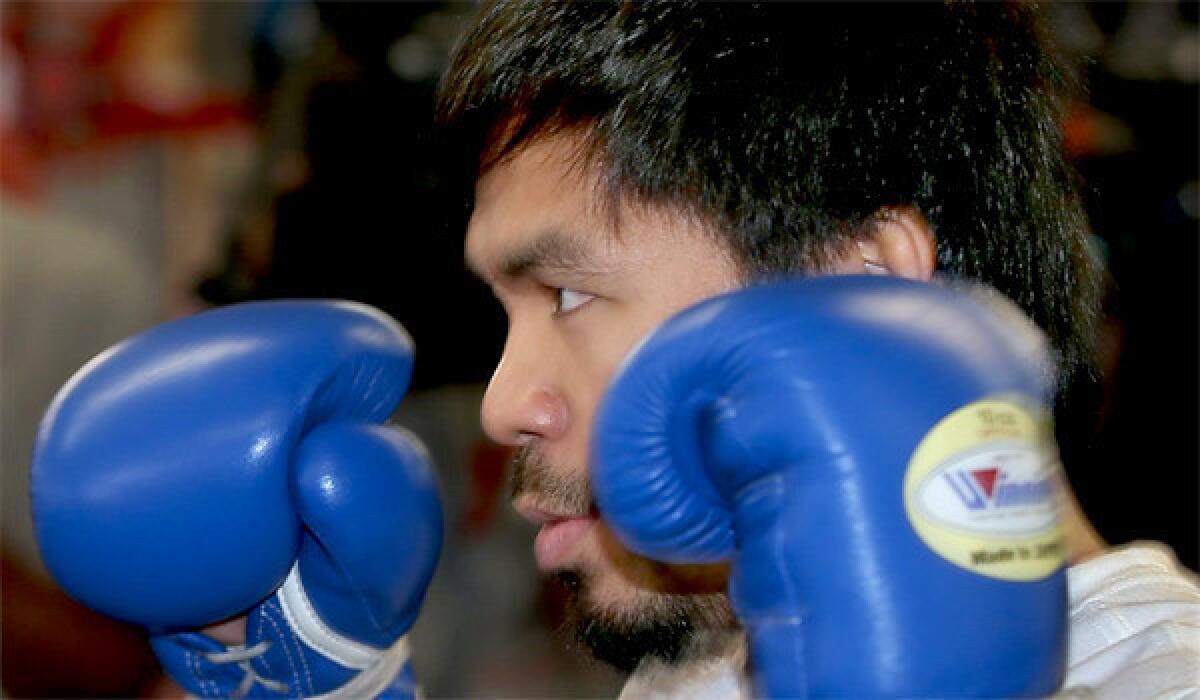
[515,499,596,571]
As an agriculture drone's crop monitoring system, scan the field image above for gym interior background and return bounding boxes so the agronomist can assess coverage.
[2,2,1196,697]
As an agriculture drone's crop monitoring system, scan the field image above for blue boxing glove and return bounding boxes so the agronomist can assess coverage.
[593,276,1067,698]
[32,301,442,698]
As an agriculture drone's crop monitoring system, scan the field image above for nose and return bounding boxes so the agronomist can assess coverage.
[481,330,569,446]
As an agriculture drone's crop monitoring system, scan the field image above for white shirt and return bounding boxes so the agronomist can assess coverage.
[620,543,1200,699]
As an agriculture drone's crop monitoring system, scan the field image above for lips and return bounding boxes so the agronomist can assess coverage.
[516,501,595,570]
[534,518,594,569]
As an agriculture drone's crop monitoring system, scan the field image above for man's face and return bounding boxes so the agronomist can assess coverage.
[465,132,742,669]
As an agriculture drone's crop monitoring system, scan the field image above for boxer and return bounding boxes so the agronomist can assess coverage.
[442,2,1197,698]
[31,1,1200,698]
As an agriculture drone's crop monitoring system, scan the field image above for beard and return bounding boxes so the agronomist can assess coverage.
[512,445,740,672]
[551,567,739,672]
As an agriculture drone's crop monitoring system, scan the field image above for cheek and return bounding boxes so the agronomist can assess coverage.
[583,522,692,596]
[560,308,649,434]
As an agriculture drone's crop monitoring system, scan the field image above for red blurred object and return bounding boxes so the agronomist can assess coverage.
[0,0,249,199]
[463,441,514,536]
[1063,102,1134,160]
[1,551,165,697]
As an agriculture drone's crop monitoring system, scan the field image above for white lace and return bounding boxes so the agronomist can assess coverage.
[203,641,289,697]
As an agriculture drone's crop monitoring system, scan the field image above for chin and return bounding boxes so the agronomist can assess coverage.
[551,556,740,673]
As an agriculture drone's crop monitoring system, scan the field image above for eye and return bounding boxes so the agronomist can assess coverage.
[555,287,595,314]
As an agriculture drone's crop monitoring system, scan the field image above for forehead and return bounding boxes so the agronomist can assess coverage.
[465,132,610,274]
[464,130,748,303]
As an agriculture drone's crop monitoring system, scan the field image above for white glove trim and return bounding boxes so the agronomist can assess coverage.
[309,634,414,700]
[277,562,389,671]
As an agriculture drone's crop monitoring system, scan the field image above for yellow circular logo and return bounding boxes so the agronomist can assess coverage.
[903,398,1064,581]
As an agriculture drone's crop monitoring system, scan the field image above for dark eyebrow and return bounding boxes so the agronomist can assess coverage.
[472,229,611,283]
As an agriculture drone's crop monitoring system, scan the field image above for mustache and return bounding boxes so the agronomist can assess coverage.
[510,443,594,517]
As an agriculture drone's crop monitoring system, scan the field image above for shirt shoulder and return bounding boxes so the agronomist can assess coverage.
[1063,542,1200,699]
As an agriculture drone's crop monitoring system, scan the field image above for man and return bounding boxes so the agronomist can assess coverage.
[436,1,1197,696]
[28,2,1198,698]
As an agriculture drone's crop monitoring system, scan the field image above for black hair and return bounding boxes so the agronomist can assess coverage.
[437,1,1100,453]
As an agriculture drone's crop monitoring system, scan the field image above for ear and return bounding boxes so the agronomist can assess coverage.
[846,207,937,281]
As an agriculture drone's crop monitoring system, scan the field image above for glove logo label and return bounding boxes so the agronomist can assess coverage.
[903,398,1064,581]
[918,446,1057,536]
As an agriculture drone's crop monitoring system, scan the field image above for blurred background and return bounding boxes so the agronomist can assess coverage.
[0,1,1195,697]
